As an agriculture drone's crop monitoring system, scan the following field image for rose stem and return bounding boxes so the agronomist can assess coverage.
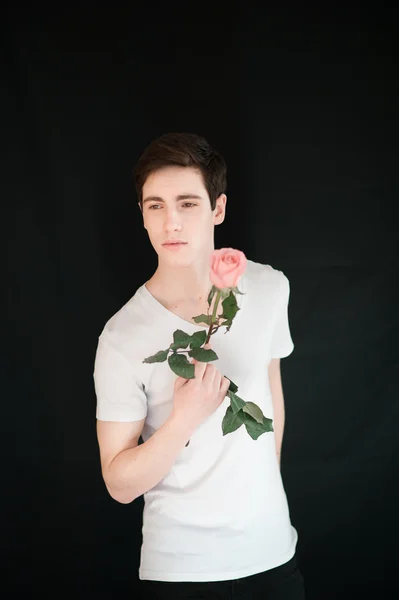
[205,290,222,345]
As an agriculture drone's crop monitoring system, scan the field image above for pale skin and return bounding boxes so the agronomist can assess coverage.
[96,166,286,503]
[138,165,227,307]
[268,358,285,468]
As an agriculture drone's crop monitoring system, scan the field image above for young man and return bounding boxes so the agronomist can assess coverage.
[93,133,305,599]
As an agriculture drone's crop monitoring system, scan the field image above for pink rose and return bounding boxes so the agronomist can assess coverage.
[209,248,247,290]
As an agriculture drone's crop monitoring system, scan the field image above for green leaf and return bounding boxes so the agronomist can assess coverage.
[169,329,192,351]
[189,330,207,348]
[168,352,195,378]
[229,392,246,414]
[220,291,240,321]
[192,314,213,326]
[188,347,218,362]
[219,318,234,333]
[222,406,245,435]
[142,349,169,363]
[242,401,264,424]
[227,378,239,394]
[242,413,274,440]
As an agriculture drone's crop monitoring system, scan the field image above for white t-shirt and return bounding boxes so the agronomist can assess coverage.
[93,259,297,582]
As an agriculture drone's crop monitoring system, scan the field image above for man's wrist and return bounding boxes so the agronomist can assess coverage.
[166,412,197,444]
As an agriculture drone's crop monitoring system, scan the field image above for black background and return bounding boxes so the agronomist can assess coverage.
[4,4,399,599]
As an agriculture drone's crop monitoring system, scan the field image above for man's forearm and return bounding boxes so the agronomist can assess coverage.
[268,359,286,468]
[104,414,195,504]
[273,402,285,468]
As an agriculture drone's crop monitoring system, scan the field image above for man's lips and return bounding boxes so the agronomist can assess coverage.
[162,242,187,245]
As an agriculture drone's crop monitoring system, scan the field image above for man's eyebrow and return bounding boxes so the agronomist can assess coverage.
[142,194,203,204]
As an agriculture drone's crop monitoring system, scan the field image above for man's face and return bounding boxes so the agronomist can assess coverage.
[139,166,226,265]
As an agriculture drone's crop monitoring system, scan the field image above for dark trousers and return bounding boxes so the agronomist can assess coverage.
[139,554,305,599]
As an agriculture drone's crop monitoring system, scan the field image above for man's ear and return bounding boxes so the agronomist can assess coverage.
[214,193,227,225]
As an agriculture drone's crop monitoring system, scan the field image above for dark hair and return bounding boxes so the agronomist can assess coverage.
[133,132,227,211]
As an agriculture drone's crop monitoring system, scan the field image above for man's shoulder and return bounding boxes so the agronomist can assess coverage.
[97,286,149,347]
[245,259,285,287]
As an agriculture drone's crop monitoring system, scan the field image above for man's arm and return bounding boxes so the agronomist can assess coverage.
[268,358,285,468]
[97,415,196,504]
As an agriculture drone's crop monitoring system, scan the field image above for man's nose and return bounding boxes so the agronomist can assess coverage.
[163,209,182,230]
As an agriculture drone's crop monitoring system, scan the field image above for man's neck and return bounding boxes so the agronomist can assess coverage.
[147,269,213,307]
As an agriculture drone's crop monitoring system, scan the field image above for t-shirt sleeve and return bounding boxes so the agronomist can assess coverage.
[270,271,295,359]
[93,335,147,422]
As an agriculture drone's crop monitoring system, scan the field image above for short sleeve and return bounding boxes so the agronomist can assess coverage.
[270,272,295,359]
[93,335,147,422]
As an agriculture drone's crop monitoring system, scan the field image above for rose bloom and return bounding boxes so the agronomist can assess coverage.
[209,248,247,290]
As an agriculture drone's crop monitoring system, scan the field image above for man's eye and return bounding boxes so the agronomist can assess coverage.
[148,203,197,210]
